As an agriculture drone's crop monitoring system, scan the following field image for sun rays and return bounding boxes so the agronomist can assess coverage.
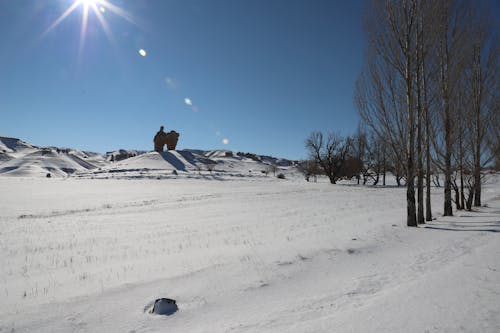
[41,0,135,58]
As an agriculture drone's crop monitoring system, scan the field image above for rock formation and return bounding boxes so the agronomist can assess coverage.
[153,126,179,152]
[153,126,167,152]
[165,131,180,151]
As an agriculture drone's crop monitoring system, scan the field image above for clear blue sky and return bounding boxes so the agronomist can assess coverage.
[0,0,366,159]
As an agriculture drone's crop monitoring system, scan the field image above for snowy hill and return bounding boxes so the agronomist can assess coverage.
[105,149,147,162]
[0,136,38,162]
[0,136,37,154]
[0,148,102,177]
[77,149,297,180]
[0,136,298,179]
[0,137,107,177]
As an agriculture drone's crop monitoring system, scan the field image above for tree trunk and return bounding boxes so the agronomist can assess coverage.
[443,115,453,216]
[441,15,453,217]
[423,58,432,221]
[457,116,465,211]
[457,147,465,209]
[382,149,386,186]
[416,30,424,224]
[406,48,417,227]
[459,161,465,210]
[454,186,461,210]
[473,45,482,207]
[466,189,474,210]
[474,140,481,206]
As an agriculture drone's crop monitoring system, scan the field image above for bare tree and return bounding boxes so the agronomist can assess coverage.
[266,164,279,177]
[436,0,463,216]
[468,6,499,207]
[297,159,321,182]
[305,132,352,184]
[353,128,389,186]
[352,126,368,184]
[415,2,425,223]
[357,0,419,226]
[420,1,439,221]
[356,63,409,185]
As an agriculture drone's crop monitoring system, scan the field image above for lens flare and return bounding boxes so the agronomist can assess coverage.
[40,0,136,60]
[184,98,193,106]
[139,49,147,57]
[165,77,177,89]
[222,138,229,145]
[81,0,97,5]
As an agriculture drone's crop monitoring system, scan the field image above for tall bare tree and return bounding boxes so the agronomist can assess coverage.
[468,4,499,207]
[415,2,425,223]
[357,0,419,226]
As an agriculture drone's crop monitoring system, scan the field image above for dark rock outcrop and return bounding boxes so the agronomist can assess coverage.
[154,126,179,152]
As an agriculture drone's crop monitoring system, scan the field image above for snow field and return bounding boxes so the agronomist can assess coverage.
[0,177,499,332]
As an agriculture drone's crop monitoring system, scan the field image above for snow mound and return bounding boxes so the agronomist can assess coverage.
[0,148,100,177]
[106,151,201,171]
[76,149,299,180]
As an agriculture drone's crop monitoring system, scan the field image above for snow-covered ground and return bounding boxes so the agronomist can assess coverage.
[1,175,499,332]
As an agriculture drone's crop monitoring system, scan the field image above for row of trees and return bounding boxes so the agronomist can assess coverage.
[305,0,499,227]
[303,130,402,186]
[358,0,498,226]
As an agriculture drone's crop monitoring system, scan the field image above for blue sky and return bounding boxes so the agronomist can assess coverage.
[0,0,365,159]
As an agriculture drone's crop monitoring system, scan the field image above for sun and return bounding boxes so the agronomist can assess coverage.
[40,0,135,60]
[78,0,95,6]
[78,0,105,12]
[80,0,98,5]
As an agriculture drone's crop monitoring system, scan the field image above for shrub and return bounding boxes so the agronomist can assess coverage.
[277,173,285,179]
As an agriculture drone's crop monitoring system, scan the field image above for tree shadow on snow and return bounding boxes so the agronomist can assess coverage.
[458,214,499,218]
[422,220,500,233]
[339,183,404,189]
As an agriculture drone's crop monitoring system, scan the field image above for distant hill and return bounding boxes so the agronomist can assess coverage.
[0,136,37,158]
[0,136,298,179]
